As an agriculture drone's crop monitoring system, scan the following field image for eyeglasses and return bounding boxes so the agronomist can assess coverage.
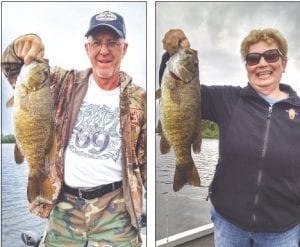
[88,39,123,51]
[245,49,284,66]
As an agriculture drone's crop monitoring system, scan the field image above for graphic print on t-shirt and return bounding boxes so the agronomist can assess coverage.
[68,101,121,161]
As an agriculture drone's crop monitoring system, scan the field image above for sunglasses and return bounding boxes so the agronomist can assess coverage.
[245,49,284,66]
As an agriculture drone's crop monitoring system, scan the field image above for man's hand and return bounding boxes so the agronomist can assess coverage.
[162,29,190,55]
[14,34,45,64]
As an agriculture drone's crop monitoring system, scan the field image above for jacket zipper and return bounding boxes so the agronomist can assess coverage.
[251,106,273,229]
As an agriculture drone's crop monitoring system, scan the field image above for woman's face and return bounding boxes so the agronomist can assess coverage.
[246,41,287,94]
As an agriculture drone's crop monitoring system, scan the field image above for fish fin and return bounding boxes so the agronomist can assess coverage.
[160,131,171,154]
[173,163,201,192]
[155,88,161,99]
[6,96,14,107]
[192,120,202,153]
[170,87,181,104]
[14,144,25,164]
[27,175,54,203]
[45,134,57,162]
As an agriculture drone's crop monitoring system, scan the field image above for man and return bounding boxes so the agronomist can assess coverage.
[2,11,146,246]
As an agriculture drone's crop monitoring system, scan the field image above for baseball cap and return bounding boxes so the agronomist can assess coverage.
[85,11,126,39]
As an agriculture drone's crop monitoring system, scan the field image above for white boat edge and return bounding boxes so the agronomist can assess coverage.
[156,223,214,247]
[141,227,146,247]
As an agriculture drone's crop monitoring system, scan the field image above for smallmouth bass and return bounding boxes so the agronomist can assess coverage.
[159,47,202,191]
[7,59,56,203]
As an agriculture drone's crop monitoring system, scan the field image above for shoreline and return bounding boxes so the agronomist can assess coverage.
[155,137,218,240]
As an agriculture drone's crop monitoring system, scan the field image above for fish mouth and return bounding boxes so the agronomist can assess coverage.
[184,48,197,56]
[169,71,182,81]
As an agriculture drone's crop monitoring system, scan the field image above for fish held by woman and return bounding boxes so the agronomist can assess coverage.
[159,47,202,191]
[6,59,56,203]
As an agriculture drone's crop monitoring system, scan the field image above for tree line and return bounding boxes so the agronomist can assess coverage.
[201,120,219,139]
[2,121,219,144]
[156,120,219,139]
[1,134,16,143]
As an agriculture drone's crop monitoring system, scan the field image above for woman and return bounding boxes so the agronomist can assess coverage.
[160,28,300,246]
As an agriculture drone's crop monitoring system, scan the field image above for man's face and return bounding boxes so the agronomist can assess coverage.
[85,29,128,80]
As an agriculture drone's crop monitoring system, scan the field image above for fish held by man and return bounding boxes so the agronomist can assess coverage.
[159,47,202,191]
[6,59,56,203]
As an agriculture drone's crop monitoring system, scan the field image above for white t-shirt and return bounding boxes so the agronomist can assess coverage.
[64,75,122,187]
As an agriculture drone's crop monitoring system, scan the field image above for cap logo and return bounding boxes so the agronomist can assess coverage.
[96,11,117,21]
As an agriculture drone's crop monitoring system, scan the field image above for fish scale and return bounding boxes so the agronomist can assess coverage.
[160,47,202,192]
[12,59,56,203]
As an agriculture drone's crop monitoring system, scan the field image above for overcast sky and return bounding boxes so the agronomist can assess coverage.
[156,2,300,94]
[2,1,300,135]
[1,1,146,134]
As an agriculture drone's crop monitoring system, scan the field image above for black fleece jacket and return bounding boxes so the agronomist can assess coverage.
[202,84,300,232]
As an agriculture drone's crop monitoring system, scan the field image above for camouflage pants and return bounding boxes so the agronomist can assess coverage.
[40,188,140,247]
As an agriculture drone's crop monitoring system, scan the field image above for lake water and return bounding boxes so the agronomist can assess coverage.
[2,138,219,245]
[156,136,219,240]
[1,144,146,246]
[2,144,47,247]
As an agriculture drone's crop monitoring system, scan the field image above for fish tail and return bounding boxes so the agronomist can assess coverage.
[27,175,53,202]
[173,163,201,192]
